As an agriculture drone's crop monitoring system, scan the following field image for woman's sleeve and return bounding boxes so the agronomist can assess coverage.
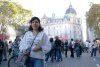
[41,33,51,54]
[19,32,28,52]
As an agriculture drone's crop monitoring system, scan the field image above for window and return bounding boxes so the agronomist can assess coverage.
[48,27,50,29]
[74,26,76,30]
[74,31,76,34]
[74,35,76,39]
[77,19,80,23]
[60,26,61,28]
[53,20,55,22]
[54,27,55,29]
[67,18,70,21]
[48,20,50,23]
[70,30,71,34]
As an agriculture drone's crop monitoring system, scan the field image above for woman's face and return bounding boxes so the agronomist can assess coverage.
[31,19,40,31]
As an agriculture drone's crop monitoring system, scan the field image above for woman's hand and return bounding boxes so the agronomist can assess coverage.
[22,49,28,54]
[32,46,42,52]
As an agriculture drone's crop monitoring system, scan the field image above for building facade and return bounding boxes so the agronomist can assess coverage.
[41,4,83,40]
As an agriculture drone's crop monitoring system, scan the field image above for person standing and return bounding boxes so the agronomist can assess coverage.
[12,36,20,55]
[0,31,4,42]
[55,36,62,61]
[91,40,98,57]
[69,39,75,58]
[84,40,89,53]
[74,40,80,57]
[0,31,7,61]
[0,39,4,64]
[19,16,51,67]
[3,38,8,61]
[88,41,92,53]
[8,41,12,56]
[97,40,100,53]
[64,40,69,57]
[50,38,55,62]
[79,40,83,55]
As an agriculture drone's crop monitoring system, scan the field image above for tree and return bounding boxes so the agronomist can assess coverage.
[86,4,100,37]
[0,1,33,37]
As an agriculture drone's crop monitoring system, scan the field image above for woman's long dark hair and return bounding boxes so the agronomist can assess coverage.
[28,17,44,32]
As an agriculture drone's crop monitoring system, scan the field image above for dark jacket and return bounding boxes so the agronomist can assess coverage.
[0,39,4,51]
[55,39,62,47]
[74,43,80,50]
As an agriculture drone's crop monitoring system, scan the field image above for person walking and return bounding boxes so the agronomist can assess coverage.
[45,38,55,62]
[19,16,51,67]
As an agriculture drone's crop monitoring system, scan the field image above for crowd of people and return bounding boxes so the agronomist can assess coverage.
[0,34,21,64]
[45,37,100,63]
[0,17,100,67]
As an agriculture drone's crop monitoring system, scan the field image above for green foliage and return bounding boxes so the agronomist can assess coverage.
[86,4,100,37]
[0,1,33,37]
[17,25,28,37]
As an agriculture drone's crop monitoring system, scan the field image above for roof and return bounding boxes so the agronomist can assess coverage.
[65,4,77,14]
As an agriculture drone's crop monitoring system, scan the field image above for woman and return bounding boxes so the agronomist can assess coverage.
[19,17,51,67]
